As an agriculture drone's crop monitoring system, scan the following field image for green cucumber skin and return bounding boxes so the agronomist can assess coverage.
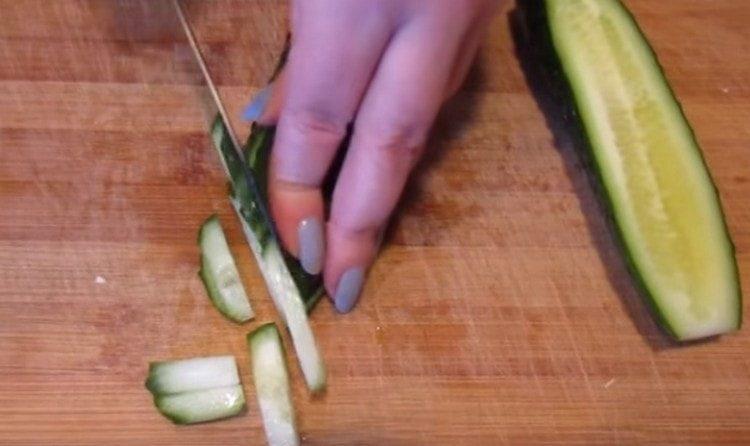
[145,365,161,395]
[211,116,272,250]
[517,0,741,339]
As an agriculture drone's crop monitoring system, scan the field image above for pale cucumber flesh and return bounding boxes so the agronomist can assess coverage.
[154,385,245,425]
[248,323,300,446]
[145,355,240,394]
[199,215,254,323]
[545,0,741,339]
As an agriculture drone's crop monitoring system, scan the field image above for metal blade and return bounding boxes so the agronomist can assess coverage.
[172,0,241,151]
[172,0,274,229]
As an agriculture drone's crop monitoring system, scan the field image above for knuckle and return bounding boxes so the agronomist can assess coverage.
[366,118,428,166]
[284,107,347,145]
[329,216,381,241]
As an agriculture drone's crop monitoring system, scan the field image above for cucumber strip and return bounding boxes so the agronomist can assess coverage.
[199,214,254,323]
[528,0,741,340]
[154,385,245,425]
[244,125,326,312]
[145,355,240,394]
[248,323,299,446]
[232,198,327,392]
[210,117,327,392]
[210,118,324,312]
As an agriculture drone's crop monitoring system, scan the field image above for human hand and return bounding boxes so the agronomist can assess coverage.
[243,0,499,313]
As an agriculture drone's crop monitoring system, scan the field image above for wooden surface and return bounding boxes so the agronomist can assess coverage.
[1,1,749,444]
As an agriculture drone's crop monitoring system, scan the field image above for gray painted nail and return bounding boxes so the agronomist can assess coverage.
[241,86,271,121]
[334,267,365,314]
[298,217,324,275]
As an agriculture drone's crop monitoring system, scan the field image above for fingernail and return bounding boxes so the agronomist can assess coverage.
[241,86,271,121]
[334,267,365,314]
[298,217,324,275]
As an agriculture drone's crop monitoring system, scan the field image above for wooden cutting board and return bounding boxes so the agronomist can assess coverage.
[1,1,749,444]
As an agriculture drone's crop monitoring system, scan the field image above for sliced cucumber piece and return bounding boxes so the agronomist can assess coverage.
[232,201,327,392]
[199,214,254,323]
[248,323,299,446]
[154,385,245,425]
[526,0,741,340]
[145,355,240,395]
[210,117,327,392]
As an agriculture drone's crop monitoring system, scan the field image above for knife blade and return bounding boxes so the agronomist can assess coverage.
[172,0,241,150]
[172,0,273,226]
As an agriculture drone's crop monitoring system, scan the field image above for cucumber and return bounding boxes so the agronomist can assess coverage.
[145,355,240,394]
[154,385,245,425]
[522,0,741,340]
[248,323,299,446]
[232,199,327,392]
[210,117,327,392]
[244,125,326,311]
[198,214,254,323]
[210,119,324,313]
[145,356,245,424]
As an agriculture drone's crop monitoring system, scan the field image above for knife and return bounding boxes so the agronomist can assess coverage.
[172,0,241,150]
[172,0,273,225]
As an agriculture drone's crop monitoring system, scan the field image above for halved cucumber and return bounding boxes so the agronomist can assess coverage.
[199,214,254,323]
[248,323,299,446]
[210,117,327,392]
[532,0,741,340]
[154,385,245,425]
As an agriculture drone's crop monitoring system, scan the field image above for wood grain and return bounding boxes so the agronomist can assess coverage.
[1,1,749,444]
